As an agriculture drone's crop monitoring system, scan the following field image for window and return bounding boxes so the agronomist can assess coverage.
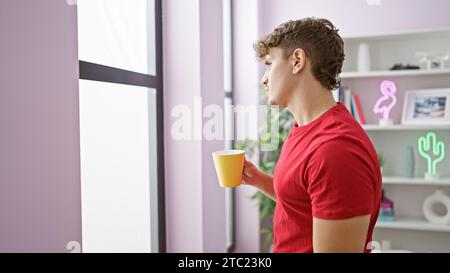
[78,0,156,75]
[77,0,164,253]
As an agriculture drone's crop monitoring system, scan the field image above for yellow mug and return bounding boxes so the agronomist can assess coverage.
[212,150,245,187]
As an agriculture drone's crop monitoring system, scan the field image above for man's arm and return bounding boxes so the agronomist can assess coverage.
[306,138,377,253]
[313,214,371,253]
[242,158,276,201]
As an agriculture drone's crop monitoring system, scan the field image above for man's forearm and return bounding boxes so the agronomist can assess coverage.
[257,172,276,201]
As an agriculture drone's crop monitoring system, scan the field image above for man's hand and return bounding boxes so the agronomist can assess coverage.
[313,214,371,253]
[242,158,276,201]
[242,158,262,187]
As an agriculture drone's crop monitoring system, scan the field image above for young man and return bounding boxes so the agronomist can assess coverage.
[242,18,382,253]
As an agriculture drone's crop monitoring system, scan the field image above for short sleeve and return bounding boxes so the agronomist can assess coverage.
[305,138,376,220]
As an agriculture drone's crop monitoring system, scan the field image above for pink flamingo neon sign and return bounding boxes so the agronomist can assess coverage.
[373,80,397,124]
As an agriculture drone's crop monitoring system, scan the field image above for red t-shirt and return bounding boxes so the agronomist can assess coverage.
[272,102,381,253]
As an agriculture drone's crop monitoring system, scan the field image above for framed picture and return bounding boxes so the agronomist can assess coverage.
[401,88,450,125]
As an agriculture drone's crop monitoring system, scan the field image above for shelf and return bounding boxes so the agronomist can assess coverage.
[372,249,414,253]
[363,124,450,131]
[342,27,450,41]
[376,217,450,233]
[382,176,450,186]
[341,69,450,79]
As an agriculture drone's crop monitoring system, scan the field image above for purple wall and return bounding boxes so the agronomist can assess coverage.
[163,0,261,253]
[199,0,229,252]
[0,0,81,252]
[163,0,227,252]
[259,0,450,38]
[162,0,204,252]
[232,0,261,252]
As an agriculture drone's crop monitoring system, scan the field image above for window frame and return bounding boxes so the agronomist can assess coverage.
[78,0,166,253]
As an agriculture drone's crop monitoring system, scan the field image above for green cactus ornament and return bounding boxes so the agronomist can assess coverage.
[418,132,446,179]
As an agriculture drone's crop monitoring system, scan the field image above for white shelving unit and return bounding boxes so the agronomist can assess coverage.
[342,28,450,252]
[376,218,450,233]
[342,69,450,79]
[342,28,450,73]
[343,27,450,41]
[363,124,450,131]
[383,176,450,186]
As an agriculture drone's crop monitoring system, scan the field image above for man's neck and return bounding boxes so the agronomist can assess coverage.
[287,82,337,127]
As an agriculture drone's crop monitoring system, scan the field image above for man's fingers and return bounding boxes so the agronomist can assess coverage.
[242,170,251,179]
[243,158,256,183]
[241,175,252,185]
[244,159,254,167]
[243,169,253,178]
[241,174,248,184]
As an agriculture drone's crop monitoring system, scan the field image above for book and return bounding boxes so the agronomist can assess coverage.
[352,94,366,125]
[351,96,360,123]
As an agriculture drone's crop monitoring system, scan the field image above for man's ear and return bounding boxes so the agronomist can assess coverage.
[292,48,306,74]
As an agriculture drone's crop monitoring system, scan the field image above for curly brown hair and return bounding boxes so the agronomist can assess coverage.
[254,18,345,90]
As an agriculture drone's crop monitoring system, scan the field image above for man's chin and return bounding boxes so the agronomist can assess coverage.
[267,99,287,109]
[267,98,279,107]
